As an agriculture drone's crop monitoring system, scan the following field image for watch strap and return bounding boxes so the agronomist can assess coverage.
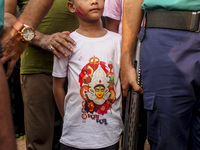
[11,20,35,42]
[10,27,18,37]
[12,20,24,32]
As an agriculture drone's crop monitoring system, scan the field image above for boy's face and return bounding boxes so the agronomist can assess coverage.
[72,0,104,21]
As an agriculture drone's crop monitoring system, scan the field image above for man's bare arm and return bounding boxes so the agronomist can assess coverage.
[121,0,144,96]
[18,0,54,28]
[4,0,17,27]
[4,0,75,60]
[0,62,17,150]
[1,0,55,78]
[105,17,120,33]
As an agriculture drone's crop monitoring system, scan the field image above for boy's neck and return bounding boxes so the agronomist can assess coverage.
[77,19,107,38]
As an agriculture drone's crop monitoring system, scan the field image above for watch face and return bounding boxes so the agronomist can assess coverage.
[22,27,35,41]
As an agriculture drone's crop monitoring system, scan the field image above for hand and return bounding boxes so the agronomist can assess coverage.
[34,31,76,58]
[0,27,28,78]
[120,62,143,97]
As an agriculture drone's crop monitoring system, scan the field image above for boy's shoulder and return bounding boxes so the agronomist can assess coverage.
[69,30,121,42]
[69,30,77,38]
[106,30,122,41]
[107,30,121,37]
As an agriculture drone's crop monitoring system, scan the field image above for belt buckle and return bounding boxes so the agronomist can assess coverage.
[191,11,200,33]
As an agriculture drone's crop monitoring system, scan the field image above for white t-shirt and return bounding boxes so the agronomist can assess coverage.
[52,30,123,149]
[103,0,123,35]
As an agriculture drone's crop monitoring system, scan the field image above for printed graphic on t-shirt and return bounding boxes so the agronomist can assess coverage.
[79,56,116,125]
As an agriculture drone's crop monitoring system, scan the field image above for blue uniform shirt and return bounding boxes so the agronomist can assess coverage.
[0,0,4,36]
[142,0,200,11]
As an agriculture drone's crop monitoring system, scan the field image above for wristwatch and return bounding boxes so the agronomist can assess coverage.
[12,20,35,42]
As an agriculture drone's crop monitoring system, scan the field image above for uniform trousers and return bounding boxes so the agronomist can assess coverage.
[140,28,200,150]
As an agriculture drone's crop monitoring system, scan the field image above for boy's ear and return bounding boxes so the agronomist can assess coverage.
[67,1,76,13]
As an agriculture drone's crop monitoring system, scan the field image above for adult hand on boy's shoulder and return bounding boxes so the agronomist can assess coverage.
[33,31,76,58]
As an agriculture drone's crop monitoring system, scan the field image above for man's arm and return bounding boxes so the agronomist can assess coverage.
[53,77,66,118]
[4,0,76,59]
[0,62,17,150]
[121,0,144,96]
[17,0,54,28]
[4,13,75,59]
[0,0,54,78]
[105,17,120,33]
[2,0,77,77]
[4,0,54,32]
[103,0,121,33]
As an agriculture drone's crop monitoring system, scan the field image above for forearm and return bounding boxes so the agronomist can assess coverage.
[17,0,54,28]
[29,30,45,48]
[53,88,65,118]
[4,0,53,36]
[120,0,144,95]
[4,0,17,29]
[4,14,51,51]
[1,0,54,78]
[105,17,120,33]
[53,77,66,118]
[4,13,17,29]
[0,63,17,150]
[121,0,144,65]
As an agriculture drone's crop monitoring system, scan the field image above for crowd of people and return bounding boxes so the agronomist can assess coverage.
[0,0,200,150]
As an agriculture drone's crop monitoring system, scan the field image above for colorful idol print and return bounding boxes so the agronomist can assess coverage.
[79,56,116,125]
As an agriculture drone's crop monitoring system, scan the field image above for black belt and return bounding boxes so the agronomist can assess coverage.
[146,11,200,32]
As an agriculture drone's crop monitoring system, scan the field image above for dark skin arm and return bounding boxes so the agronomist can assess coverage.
[0,62,17,150]
[2,0,77,77]
[0,0,55,78]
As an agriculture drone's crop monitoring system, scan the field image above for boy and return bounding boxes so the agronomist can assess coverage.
[52,0,123,149]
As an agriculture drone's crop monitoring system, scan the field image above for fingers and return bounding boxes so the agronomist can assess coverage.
[50,38,68,57]
[129,74,143,94]
[122,81,143,97]
[47,32,76,58]
[62,31,70,35]
[46,45,59,58]
[0,55,10,65]
[61,31,76,46]
[132,82,143,94]
[122,87,129,97]
[59,32,76,50]
[121,68,143,96]
[5,59,17,78]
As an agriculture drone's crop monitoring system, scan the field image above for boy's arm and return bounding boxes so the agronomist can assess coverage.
[121,0,144,96]
[53,77,66,118]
